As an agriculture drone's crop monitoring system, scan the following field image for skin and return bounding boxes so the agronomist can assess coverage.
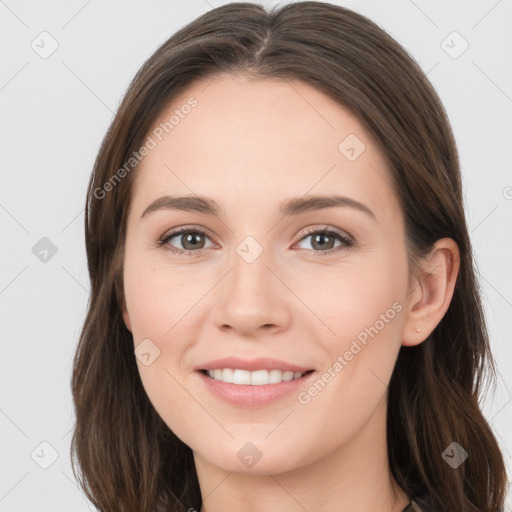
[122,75,460,512]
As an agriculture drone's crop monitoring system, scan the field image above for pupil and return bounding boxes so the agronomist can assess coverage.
[184,232,203,250]
[313,234,333,250]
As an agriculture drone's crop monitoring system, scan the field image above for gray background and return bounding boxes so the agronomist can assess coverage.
[0,0,511,510]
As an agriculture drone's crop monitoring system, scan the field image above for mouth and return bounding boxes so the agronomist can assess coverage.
[199,368,315,385]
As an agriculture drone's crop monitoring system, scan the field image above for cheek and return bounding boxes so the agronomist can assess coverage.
[123,245,205,400]
[306,255,406,344]
[123,246,190,340]
[123,250,198,443]
[306,251,407,397]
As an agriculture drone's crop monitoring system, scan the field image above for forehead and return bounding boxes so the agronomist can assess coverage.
[131,75,400,225]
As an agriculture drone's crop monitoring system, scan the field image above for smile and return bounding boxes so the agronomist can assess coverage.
[201,368,314,385]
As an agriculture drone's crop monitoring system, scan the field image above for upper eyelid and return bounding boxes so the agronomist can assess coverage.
[161,225,215,243]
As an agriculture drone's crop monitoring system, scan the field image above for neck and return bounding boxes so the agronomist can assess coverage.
[194,397,409,512]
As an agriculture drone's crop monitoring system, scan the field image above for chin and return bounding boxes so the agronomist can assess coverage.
[192,437,311,476]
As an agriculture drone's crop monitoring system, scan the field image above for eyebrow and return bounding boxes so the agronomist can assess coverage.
[140,194,376,221]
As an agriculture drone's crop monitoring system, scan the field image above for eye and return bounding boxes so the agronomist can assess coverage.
[294,226,354,255]
[158,226,215,256]
[157,225,354,256]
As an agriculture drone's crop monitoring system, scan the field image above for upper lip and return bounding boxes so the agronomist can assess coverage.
[196,357,313,373]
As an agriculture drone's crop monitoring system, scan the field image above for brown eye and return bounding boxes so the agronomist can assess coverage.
[160,228,214,255]
[158,225,354,257]
[179,231,206,250]
[295,227,354,254]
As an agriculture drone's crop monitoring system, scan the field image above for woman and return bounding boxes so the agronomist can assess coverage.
[70,2,508,511]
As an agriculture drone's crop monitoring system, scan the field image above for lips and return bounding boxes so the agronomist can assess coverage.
[194,356,316,407]
[196,356,313,374]
[196,366,316,407]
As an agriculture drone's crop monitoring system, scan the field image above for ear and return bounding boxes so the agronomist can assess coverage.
[402,238,460,346]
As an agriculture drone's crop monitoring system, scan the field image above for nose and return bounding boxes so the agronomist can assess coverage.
[212,248,292,337]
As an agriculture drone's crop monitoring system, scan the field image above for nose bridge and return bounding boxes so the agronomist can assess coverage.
[212,233,290,333]
[228,234,274,301]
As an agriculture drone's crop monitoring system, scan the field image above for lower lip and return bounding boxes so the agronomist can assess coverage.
[197,370,316,407]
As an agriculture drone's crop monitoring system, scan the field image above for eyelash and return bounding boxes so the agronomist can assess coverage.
[156,225,354,257]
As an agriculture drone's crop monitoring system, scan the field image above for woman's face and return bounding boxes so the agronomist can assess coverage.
[122,75,415,474]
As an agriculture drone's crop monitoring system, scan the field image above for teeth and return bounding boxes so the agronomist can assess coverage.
[205,368,305,385]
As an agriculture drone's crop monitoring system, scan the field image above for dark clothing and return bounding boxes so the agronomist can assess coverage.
[401,494,433,512]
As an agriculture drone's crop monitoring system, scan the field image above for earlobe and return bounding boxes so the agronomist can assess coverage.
[402,238,460,347]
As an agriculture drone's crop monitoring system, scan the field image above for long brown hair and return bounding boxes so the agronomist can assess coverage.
[70,2,508,511]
